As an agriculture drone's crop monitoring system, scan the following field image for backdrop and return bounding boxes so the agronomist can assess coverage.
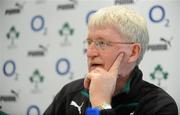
[0,0,179,115]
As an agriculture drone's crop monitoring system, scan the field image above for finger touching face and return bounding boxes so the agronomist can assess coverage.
[105,52,125,80]
[108,52,125,73]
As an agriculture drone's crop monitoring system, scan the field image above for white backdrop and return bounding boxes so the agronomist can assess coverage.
[0,0,179,115]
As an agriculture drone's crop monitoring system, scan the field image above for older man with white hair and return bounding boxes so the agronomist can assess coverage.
[44,5,178,115]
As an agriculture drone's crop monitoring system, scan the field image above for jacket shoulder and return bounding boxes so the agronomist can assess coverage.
[142,81,175,102]
[61,78,84,95]
[138,81,178,114]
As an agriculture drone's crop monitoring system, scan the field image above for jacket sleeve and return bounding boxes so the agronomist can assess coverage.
[100,106,136,115]
[99,102,178,115]
[100,109,125,115]
[101,109,116,115]
[43,85,67,115]
[138,88,179,115]
[151,91,178,115]
[157,102,178,115]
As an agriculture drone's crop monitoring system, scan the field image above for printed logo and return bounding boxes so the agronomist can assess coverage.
[130,111,135,115]
[29,69,44,93]
[57,0,78,10]
[83,40,87,54]
[70,100,84,114]
[115,0,134,4]
[27,44,49,57]
[31,15,47,35]
[0,111,8,115]
[5,2,25,15]
[0,89,19,103]
[3,60,19,80]
[150,64,168,87]
[147,37,173,51]
[58,22,74,46]
[86,10,96,25]
[149,5,170,27]
[27,105,41,115]
[35,0,46,4]
[6,26,20,48]
[55,58,74,79]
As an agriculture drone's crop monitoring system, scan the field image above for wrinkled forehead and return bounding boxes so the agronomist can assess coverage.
[88,20,127,38]
[87,26,126,42]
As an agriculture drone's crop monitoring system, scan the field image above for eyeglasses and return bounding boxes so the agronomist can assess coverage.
[84,39,134,50]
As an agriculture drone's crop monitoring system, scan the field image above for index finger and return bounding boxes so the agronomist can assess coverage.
[108,52,124,72]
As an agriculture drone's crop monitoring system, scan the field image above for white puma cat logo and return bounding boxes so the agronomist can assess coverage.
[70,101,84,114]
[130,111,135,115]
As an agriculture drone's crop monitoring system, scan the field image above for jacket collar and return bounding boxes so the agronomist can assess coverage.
[112,66,143,101]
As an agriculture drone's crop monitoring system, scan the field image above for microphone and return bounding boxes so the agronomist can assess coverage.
[86,107,100,115]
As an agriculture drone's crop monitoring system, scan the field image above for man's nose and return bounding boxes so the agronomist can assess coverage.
[87,43,99,57]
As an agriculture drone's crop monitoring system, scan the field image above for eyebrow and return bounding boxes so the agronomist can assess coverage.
[87,37,106,40]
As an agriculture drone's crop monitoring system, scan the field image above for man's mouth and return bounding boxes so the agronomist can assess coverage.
[89,63,104,71]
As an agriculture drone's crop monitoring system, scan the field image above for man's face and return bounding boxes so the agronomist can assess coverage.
[87,26,131,72]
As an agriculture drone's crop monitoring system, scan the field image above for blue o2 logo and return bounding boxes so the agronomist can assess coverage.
[56,58,70,76]
[27,105,40,115]
[31,15,45,32]
[3,60,16,77]
[149,5,165,23]
[86,10,96,24]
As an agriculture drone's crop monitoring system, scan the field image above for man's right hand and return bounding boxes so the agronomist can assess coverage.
[84,53,124,107]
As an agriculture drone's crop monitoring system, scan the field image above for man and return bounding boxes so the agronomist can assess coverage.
[43,6,178,115]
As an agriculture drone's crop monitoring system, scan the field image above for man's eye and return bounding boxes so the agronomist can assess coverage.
[98,41,106,46]
[87,41,92,45]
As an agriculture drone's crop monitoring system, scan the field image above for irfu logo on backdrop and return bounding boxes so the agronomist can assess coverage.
[150,64,168,87]
[29,69,44,93]
[6,26,20,48]
[58,22,74,46]
[0,111,8,115]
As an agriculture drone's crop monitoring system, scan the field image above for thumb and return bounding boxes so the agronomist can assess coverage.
[84,73,91,89]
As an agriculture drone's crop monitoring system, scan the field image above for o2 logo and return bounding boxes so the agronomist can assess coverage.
[149,5,169,27]
[56,58,73,79]
[31,15,47,34]
[86,10,96,25]
[3,60,16,77]
[27,105,40,115]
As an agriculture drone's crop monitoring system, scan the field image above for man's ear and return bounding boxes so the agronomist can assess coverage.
[128,43,141,63]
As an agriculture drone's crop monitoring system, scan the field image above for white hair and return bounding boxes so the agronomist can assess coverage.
[88,5,149,65]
